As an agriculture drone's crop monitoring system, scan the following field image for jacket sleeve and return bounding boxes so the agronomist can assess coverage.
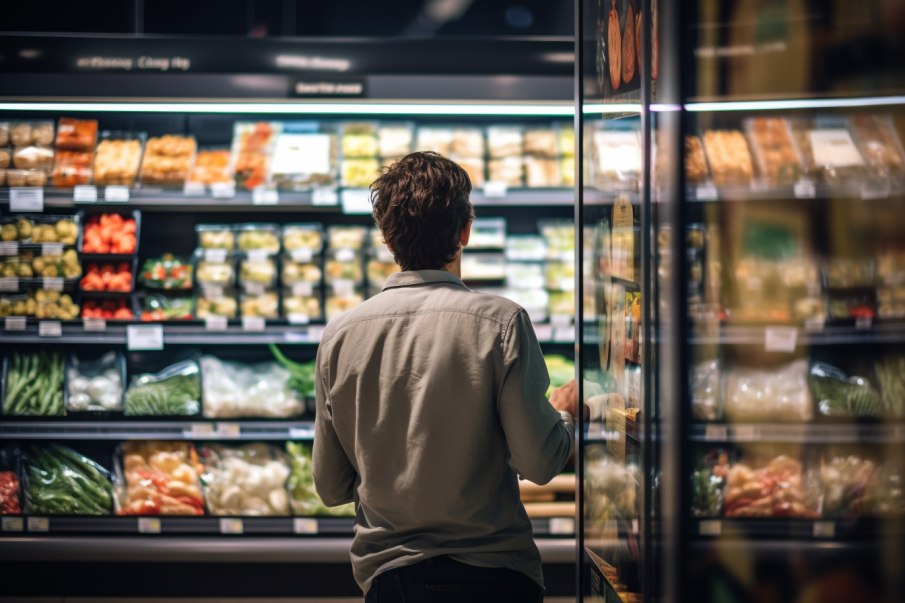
[312,342,358,507]
[498,309,575,485]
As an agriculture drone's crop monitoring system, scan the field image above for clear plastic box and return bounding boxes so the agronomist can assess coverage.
[325,251,363,284]
[196,289,238,319]
[94,131,146,187]
[240,289,279,318]
[701,129,754,187]
[378,123,414,158]
[281,258,323,286]
[239,257,278,289]
[196,224,236,251]
[743,117,804,186]
[194,250,236,288]
[505,235,547,262]
[461,253,505,280]
[282,223,324,258]
[524,128,558,158]
[10,121,55,147]
[236,223,281,255]
[469,218,507,249]
[271,122,339,191]
[416,127,453,156]
[487,126,524,158]
[451,127,485,157]
[55,118,98,151]
[282,288,323,322]
[327,226,367,251]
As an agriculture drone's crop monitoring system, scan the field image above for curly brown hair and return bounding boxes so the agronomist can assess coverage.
[369,152,475,271]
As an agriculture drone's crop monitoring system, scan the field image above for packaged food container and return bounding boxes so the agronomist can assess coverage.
[65,351,126,413]
[848,114,905,184]
[55,118,98,151]
[342,122,379,157]
[13,145,54,172]
[469,218,507,249]
[231,121,281,190]
[0,123,8,146]
[282,223,324,259]
[196,289,238,319]
[240,289,279,318]
[461,253,505,280]
[6,168,47,187]
[743,117,803,186]
[194,251,236,288]
[416,127,453,156]
[378,123,414,157]
[0,147,9,169]
[538,220,575,261]
[123,358,202,417]
[790,117,866,185]
[488,157,523,186]
[139,135,196,185]
[196,224,236,251]
[52,150,94,187]
[2,250,82,281]
[455,157,485,187]
[451,127,485,157]
[239,257,277,289]
[545,261,576,291]
[80,297,135,320]
[188,149,233,184]
[366,258,401,289]
[94,131,146,187]
[701,129,754,187]
[592,125,642,189]
[328,225,367,251]
[78,210,140,255]
[525,156,561,187]
[341,158,380,187]
[824,259,876,289]
[2,215,77,246]
[281,258,322,286]
[10,121,55,147]
[506,262,544,289]
[549,290,575,317]
[558,124,575,158]
[140,255,193,290]
[505,235,547,262]
[140,294,194,321]
[237,223,281,255]
[325,251,363,284]
[271,121,339,191]
[877,285,905,319]
[201,357,305,419]
[487,126,524,158]
[326,286,365,321]
[524,128,558,158]
[282,289,323,322]
[115,441,204,512]
[0,291,36,317]
[198,443,293,515]
[684,136,710,185]
[3,351,65,416]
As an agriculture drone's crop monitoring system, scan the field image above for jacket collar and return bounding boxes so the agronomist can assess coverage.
[381,269,468,292]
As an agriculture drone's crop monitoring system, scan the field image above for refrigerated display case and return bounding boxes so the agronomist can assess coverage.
[0,34,577,599]
[577,1,905,602]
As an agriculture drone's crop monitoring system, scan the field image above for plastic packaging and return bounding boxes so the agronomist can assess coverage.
[3,351,65,416]
[237,224,281,255]
[451,127,485,157]
[0,123,7,147]
[286,441,355,516]
[691,449,728,518]
[525,156,561,187]
[10,121,55,147]
[198,443,292,516]
[65,351,125,412]
[378,123,414,158]
[684,135,709,184]
[702,129,754,187]
[325,253,363,285]
[240,290,279,318]
[13,145,54,172]
[231,121,281,190]
[505,262,544,289]
[461,253,505,280]
[115,441,205,515]
[1,215,79,245]
[725,454,819,518]
[271,122,339,190]
[341,158,380,187]
[281,258,322,286]
[327,226,367,251]
[53,150,95,187]
[196,289,238,319]
[55,118,98,151]
[487,126,524,158]
[691,359,721,421]
[824,258,875,289]
[366,259,400,289]
[469,218,507,249]
[80,261,134,292]
[591,126,642,188]
[80,212,139,255]
[140,254,193,290]
[201,355,304,419]
[5,168,47,187]
[791,117,866,185]
[23,444,113,515]
[809,361,883,418]
[455,157,485,187]
[0,291,37,317]
[139,294,193,321]
[488,157,523,186]
[549,290,575,317]
[195,252,236,288]
[282,290,323,322]
[196,224,236,251]
[239,257,277,289]
[524,128,558,158]
[282,224,324,257]
[188,149,233,184]
[94,131,146,187]
[81,298,135,320]
[124,358,201,416]
[723,359,813,422]
[342,122,379,157]
[545,261,575,291]
[3,249,81,280]
[326,286,365,321]
[416,127,453,156]
[743,117,804,186]
[538,220,575,261]
[848,114,905,184]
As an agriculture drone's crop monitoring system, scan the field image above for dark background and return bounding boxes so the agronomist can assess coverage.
[3,0,574,37]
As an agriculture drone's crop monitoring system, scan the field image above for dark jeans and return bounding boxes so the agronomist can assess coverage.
[365,555,544,603]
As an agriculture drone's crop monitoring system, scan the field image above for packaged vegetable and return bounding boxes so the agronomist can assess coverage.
[195,253,236,288]
[282,290,323,322]
[32,290,78,320]
[55,118,98,151]
[240,290,279,318]
[809,361,883,418]
[80,261,133,292]
[80,212,138,255]
[282,224,324,257]
[1,216,78,245]
[115,441,205,515]
[196,290,238,319]
[124,358,201,416]
[875,355,905,418]
[237,224,280,255]
[723,359,812,422]
[281,259,322,286]
[140,294,194,321]
[239,257,277,288]
[691,449,728,518]
[269,344,316,399]
[81,298,134,320]
[725,454,819,518]
[327,226,367,251]
[141,254,193,289]
[201,355,304,419]
[66,351,125,412]
[196,224,235,250]
[3,250,81,280]
[3,352,65,416]
[286,441,355,516]
[199,443,292,516]
[23,444,113,515]
[0,291,37,317]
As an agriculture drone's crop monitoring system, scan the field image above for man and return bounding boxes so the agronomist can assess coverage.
[313,151,577,602]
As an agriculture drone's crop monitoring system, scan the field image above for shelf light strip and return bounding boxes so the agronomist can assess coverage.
[685,95,905,112]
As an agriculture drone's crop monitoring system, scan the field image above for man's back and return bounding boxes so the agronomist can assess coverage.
[313,270,573,593]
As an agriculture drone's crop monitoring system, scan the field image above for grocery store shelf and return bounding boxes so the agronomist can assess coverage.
[689,323,905,346]
[684,181,905,202]
[0,420,316,440]
[690,423,905,444]
[690,518,900,541]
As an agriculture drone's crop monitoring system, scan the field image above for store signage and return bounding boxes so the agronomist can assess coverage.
[290,77,365,98]
[75,56,190,71]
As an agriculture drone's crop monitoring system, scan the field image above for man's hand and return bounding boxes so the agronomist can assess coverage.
[549,379,578,417]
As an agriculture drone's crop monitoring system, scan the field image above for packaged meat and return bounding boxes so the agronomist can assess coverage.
[744,117,803,186]
[378,124,414,158]
[140,294,194,321]
[115,441,205,515]
[196,289,238,319]
[725,454,819,518]
[54,118,98,151]
[286,441,355,516]
[139,135,196,185]
[3,351,65,416]
[52,150,94,187]
[232,121,281,190]
[33,290,79,320]
[487,126,524,158]
[94,132,145,187]
[237,223,281,255]
[201,355,304,419]
[196,224,236,251]
[271,122,338,191]
[23,444,113,515]
[141,255,193,290]
[723,359,813,422]
[124,358,201,416]
[10,121,54,147]
[65,351,125,412]
[189,149,233,184]
[240,290,279,318]
[702,130,754,187]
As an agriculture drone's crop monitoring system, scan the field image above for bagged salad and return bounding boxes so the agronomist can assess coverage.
[199,443,292,516]
[66,351,125,412]
[124,358,201,416]
[201,355,304,419]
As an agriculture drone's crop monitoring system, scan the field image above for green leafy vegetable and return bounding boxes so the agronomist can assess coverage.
[124,359,201,416]
[23,443,113,515]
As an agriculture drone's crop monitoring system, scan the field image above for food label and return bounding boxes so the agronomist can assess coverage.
[211,182,236,199]
[5,316,26,331]
[733,425,758,441]
[10,187,44,212]
[0,278,19,291]
[27,517,49,532]
[289,426,315,439]
[38,321,62,337]
[41,243,64,257]
[204,316,228,331]
[340,189,372,215]
[290,248,313,263]
[554,326,575,343]
[203,248,228,263]
[855,316,872,330]
[809,129,864,168]
[794,180,816,198]
[0,242,18,256]
[73,185,98,203]
[550,313,572,327]
[293,518,319,534]
[183,182,205,196]
[334,249,355,262]
[271,133,332,175]
[699,520,721,536]
[704,425,728,442]
[185,423,215,438]
[695,184,718,201]
[813,521,835,538]
[104,186,130,202]
[42,277,64,292]
[549,518,575,535]
[252,188,279,205]
[307,326,324,342]
[312,188,339,206]
[138,517,161,534]
[246,249,269,262]
[764,327,797,353]
[287,313,310,325]
[483,181,508,198]
[533,324,553,342]
[127,325,164,351]
[292,282,313,296]
[216,423,241,438]
[1,516,24,531]
[333,279,355,297]
[244,282,266,295]
[241,316,266,331]
[803,317,825,332]
[219,518,244,534]
[83,318,106,332]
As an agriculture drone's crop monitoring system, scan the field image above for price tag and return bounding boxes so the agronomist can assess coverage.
[533,324,553,342]
[246,249,270,262]
[127,324,164,350]
[734,425,758,441]
[483,181,508,198]
[290,248,313,263]
[855,316,872,330]
[5,316,26,331]
[73,185,98,203]
[293,518,319,534]
[219,518,244,534]
[813,521,835,538]
[804,317,825,332]
[205,315,228,331]
[554,326,575,342]
[765,327,797,353]
[289,427,315,439]
[104,186,130,202]
[216,423,241,438]
[244,282,266,295]
[211,182,236,199]
[861,183,890,200]
[39,321,62,337]
[41,243,64,256]
[1,516,24,532]
[333,279,355,297]
[312,188,339,206]
[307,326,325,342]
[0,278,19,292]
[631,519,639,535]
[183,182,205,196]
[138,517,161,534]
[699,520,721,536]
[83,318,107,332]
[27,516,49,532]
[0,242,18,256]
[550,313,572,327]
[10,187,44,212]
[242,316,266,331]
[204,248,228,263]
[42,277,64,292]
[340,189,372,215]
[252,188,279,205]
[549,517,576,535]
[292,281,313,297]
[695,184,718,201]
[334,249,355,262]
[287,313,310,325]
[201,285,224,298]
[794,179,816,198]
[704,425,728,442]
[184,423,215,438]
